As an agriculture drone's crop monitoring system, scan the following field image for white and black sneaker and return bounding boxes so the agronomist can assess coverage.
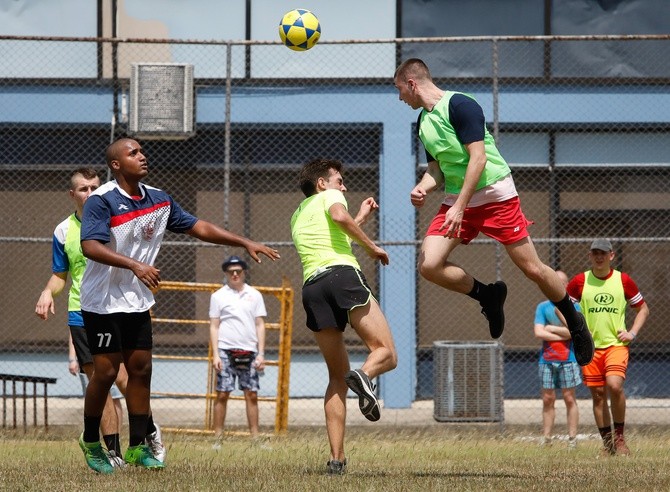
[146,423,166,463]
[107,449,127,469]
[344,369,380,422]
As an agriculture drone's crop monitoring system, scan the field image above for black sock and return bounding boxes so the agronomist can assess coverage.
[103,433,122,455]
[553,294,579,328]
[467,279,489,302]
[614,421,625,438]
[83,415,102,443]
[598,425,613,443]
[128,414,150,447]
[146,414,157,436]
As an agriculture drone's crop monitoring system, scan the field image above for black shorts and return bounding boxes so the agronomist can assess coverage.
[70,326,93,368]
[82,310,153,355]
[301,265,375,332]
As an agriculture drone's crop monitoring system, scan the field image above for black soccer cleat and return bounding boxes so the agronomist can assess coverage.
[568,311,595,366]
[479,281,507,339]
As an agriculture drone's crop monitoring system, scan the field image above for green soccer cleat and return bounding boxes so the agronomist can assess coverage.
[124,444,165,470]
[79,433,114,474]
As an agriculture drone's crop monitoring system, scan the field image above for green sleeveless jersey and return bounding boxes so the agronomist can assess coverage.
[419,91,510,195]
[290,189,360,283]
[64,214,86,312]
[580,270,628,348]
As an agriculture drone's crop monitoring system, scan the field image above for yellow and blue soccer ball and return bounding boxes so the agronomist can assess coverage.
[278,9,321,51]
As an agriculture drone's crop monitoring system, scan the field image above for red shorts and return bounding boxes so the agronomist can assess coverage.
[426,197,533,245]
[582,345,629,387]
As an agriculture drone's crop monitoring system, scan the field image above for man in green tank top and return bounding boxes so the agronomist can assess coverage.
[291,158,398,475]
[393,58,594,366]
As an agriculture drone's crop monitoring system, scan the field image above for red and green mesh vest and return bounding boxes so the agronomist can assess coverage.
[580,270,628,348]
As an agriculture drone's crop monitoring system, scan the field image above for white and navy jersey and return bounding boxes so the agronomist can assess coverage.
[80,180,198,314]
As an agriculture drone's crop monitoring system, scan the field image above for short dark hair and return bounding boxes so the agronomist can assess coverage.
[70,167,100,189]
[298,158,343,197]
[105,137,138,166]
[394,58,432,83]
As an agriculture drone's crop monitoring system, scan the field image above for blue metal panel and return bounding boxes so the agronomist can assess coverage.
[379,120,418,408]
[3,85,669,126]
[0,87,113,124]
[496,88,669,124]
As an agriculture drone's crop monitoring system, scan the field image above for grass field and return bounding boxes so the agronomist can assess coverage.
[1,425,670,491]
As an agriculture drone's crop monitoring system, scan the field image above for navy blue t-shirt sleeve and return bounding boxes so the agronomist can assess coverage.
[449,94,485,144]
[167,196,198,233]
[81,194,112,243]
[418,94,486,162]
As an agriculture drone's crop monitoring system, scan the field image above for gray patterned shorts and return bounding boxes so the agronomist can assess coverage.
[215,348,260,393]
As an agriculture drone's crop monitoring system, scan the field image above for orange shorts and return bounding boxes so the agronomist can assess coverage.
[582,345,629,387]
[426,197,532,245]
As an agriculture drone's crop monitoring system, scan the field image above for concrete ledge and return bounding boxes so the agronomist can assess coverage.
[41,397,670,430]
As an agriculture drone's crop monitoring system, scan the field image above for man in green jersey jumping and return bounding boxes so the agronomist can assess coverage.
[393,58,594,366]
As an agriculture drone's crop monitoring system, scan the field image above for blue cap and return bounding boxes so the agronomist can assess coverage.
[221,255,248,272]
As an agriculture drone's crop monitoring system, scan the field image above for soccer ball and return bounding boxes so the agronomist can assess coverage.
[278,9,321,52]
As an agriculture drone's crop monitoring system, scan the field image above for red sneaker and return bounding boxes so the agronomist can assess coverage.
[614,436,631,456]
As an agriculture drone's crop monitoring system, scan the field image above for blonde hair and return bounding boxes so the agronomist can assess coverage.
[70,167,100,189]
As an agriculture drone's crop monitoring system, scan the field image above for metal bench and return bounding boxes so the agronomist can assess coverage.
[0,373,57,431]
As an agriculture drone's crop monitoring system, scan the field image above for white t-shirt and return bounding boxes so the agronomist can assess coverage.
[209,283,267,352]
[442,173,518,208]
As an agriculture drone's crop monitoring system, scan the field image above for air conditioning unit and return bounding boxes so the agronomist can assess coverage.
[129,63,195,140]
[433,340,504,422]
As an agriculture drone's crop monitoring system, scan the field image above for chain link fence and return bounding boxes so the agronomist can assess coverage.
[1,34,669,433]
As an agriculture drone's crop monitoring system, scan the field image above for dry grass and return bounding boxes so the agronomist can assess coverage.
[1,425,670,491]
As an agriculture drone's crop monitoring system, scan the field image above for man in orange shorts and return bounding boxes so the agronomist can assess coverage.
[393,58,594,366]
[567,239,649,456]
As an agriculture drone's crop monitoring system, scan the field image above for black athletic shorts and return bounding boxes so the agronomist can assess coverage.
[82,310,153,355]
[301,265,375,332]
[70,326,93,368]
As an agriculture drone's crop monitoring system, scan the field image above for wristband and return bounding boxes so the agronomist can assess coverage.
[630,332,636,339]
[257,352,265,356]
[69,358,77,363]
